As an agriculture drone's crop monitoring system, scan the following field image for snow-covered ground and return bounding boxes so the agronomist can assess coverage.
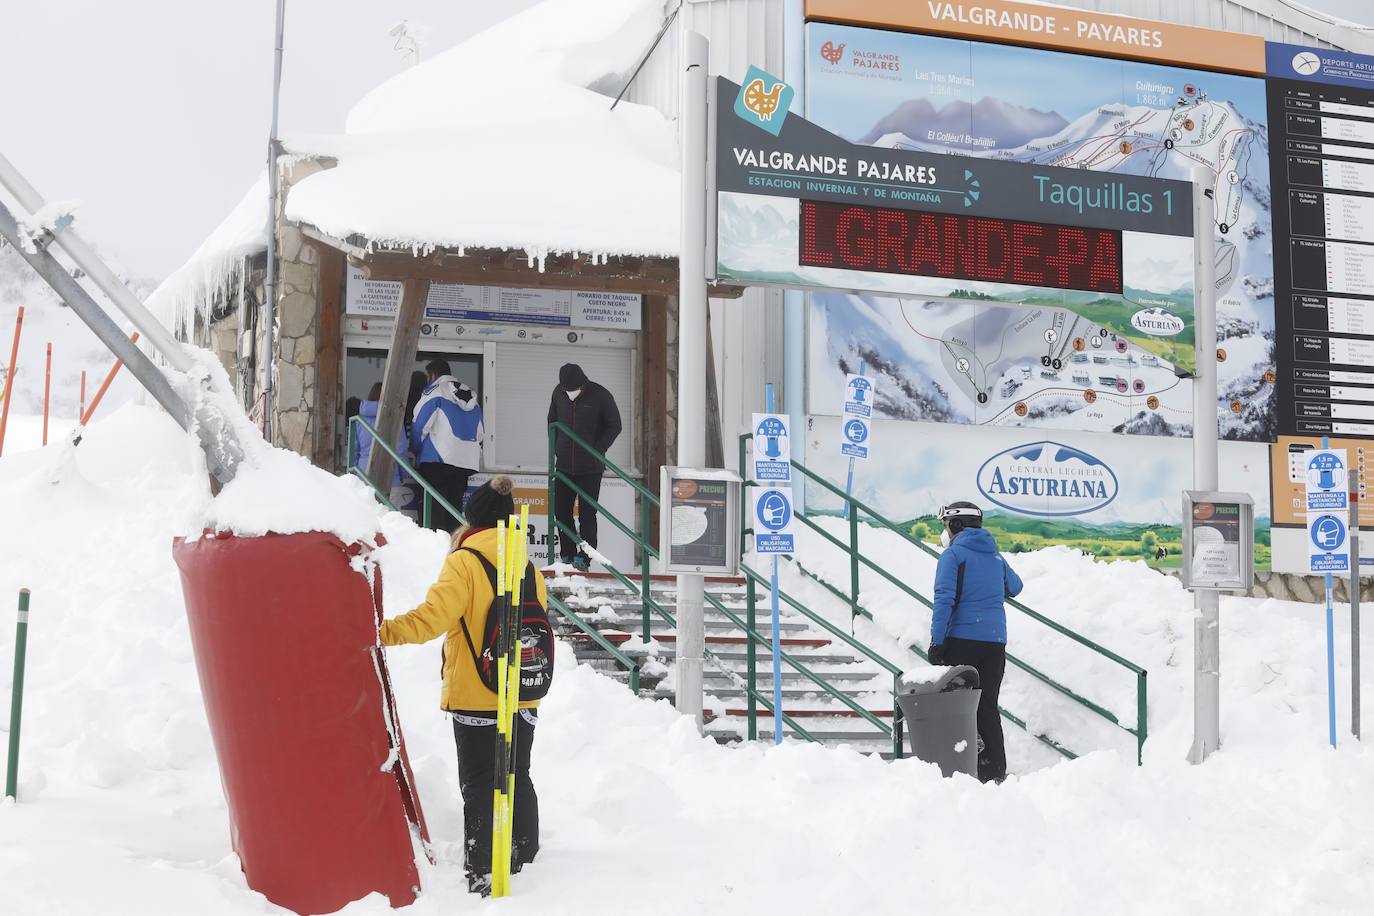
[2,406,1372,914]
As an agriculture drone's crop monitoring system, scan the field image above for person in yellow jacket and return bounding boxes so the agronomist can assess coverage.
[379,475,544,896]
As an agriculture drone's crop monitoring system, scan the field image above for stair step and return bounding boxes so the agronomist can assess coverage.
[562,632,839,651]
[716,707,893,718]
[556,611,811,632]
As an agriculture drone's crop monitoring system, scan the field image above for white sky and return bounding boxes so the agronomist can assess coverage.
[0,1,539,281]
[0,0,1368,282]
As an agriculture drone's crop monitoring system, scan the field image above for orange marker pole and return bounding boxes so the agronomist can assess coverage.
[42,343,52,446]
[0,306,24,458]
[79,370,86,422]
[81,332,139,426]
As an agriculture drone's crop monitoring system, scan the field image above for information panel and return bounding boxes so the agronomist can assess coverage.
[1267,44,1374,437]
[659,468,742,574]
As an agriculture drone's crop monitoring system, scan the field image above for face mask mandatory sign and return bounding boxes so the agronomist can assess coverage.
[753,486,795,554]
[734,66,794,136]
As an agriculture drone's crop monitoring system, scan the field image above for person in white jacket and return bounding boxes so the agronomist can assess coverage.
[410,359,483,531]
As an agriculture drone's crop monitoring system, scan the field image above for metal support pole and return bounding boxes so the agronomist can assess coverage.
[674,29,709,731]
[0,201,239,483]
[766,385,783,744]
[547,428,558,566]
[261,0,287,443]
[1353,468,1363,741]
[746,574,758,741]
[1188,166,1221,765]
[640,498,652,644]
[0,155,189,373]
[6,589,31,801]
[783,0,807,515]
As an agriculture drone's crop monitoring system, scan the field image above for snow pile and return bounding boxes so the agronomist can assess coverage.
[283,0,680,261]
[2,408,1373,913]
[782,517,1374,763]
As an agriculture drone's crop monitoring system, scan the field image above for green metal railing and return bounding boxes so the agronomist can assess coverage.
[345,415,642,693]
[546,422,909,753]
[738,433,1149,764]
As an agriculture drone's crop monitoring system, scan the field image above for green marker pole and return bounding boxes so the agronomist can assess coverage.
[6,588,30,800]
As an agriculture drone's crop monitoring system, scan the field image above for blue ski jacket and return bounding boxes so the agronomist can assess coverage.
[352,399,409,486]
[930,527,1023,645]
[410,376,483,471]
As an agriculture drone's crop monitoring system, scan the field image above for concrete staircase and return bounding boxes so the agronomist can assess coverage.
[546,572,899,756]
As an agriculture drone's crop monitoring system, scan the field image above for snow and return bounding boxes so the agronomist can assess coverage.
[2,407,1374,913]
[282,0,679,263]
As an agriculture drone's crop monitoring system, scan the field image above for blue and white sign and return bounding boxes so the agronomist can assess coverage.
[753,487,796,554]
[1305,450,1349,513]
[843,373,874,419]
[976,440,1118,517]
[1267,42,1374,90]
[751,413,792,482]
[1309,513,1350,573]
[840,417,870,460]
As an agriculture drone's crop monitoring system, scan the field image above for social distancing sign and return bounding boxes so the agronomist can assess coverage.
[752,413,792,482]
[1306,449,1350,574]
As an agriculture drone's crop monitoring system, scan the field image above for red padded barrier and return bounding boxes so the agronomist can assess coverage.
[173,531,429,914]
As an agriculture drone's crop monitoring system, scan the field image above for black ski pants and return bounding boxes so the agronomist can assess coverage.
[940,637,1007,782]
[553,471,602,562]
[453,711,540,875]
[418,462,472,533]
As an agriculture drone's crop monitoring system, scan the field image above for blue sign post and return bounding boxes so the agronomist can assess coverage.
[840,367,871,520]
[1306,441,1348,749]
[755,385,794,745]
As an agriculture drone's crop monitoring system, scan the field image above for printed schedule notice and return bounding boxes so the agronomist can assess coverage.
[1271,78,1374,436]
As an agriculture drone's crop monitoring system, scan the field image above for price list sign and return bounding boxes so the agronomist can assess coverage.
[1267,43,1374,437]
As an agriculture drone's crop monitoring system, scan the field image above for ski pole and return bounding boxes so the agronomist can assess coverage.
[491,520,511,894]
[6,589,31,801]
[503,507,529,888]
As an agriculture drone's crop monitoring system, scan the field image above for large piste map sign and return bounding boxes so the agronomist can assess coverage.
[802,21,1276,441]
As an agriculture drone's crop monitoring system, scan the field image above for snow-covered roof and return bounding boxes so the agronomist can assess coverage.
[284,0,680,263]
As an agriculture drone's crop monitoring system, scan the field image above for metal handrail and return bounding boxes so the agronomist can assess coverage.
[738,432,1149,764]
[348,415,464,529]
[546,592,641,693]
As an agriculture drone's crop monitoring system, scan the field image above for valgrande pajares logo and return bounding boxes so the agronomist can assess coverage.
[734,66,794,136]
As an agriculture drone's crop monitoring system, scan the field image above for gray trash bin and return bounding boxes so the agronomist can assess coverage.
[896,665,981,778]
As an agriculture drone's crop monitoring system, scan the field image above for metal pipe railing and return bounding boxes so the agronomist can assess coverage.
[739,432,1149,763]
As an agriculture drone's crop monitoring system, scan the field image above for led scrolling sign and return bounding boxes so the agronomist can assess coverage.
[798,200,1124,293]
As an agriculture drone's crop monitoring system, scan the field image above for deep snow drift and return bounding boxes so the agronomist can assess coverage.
[1,406,1372,914]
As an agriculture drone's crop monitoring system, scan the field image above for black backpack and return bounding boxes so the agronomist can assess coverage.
[457,548,556,700]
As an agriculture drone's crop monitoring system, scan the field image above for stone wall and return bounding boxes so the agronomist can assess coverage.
[1161,567,1374,604]
[250,157,333,458]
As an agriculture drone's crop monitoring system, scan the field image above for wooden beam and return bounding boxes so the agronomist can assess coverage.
[349,252,745,299]
[313,246,344,471]
[366,278,429,490]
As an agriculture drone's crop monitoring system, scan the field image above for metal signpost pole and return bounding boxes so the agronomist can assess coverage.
[1322,434,1337,749]
[1350,468,1361,741]
[261,0,287,443]
[765,385,784,744]
[675,29,709,731]
[783,0,806,516]
[1188,166,1221,765]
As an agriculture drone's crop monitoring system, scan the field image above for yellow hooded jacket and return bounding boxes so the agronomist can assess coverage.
[380,526,545,712]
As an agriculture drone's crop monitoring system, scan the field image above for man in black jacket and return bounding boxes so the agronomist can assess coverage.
[548,363,622,571]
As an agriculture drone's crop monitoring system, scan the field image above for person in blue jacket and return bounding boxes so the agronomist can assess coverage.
[411,359,484,532]
[351,382,416,515]
[928,501,1023,783]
